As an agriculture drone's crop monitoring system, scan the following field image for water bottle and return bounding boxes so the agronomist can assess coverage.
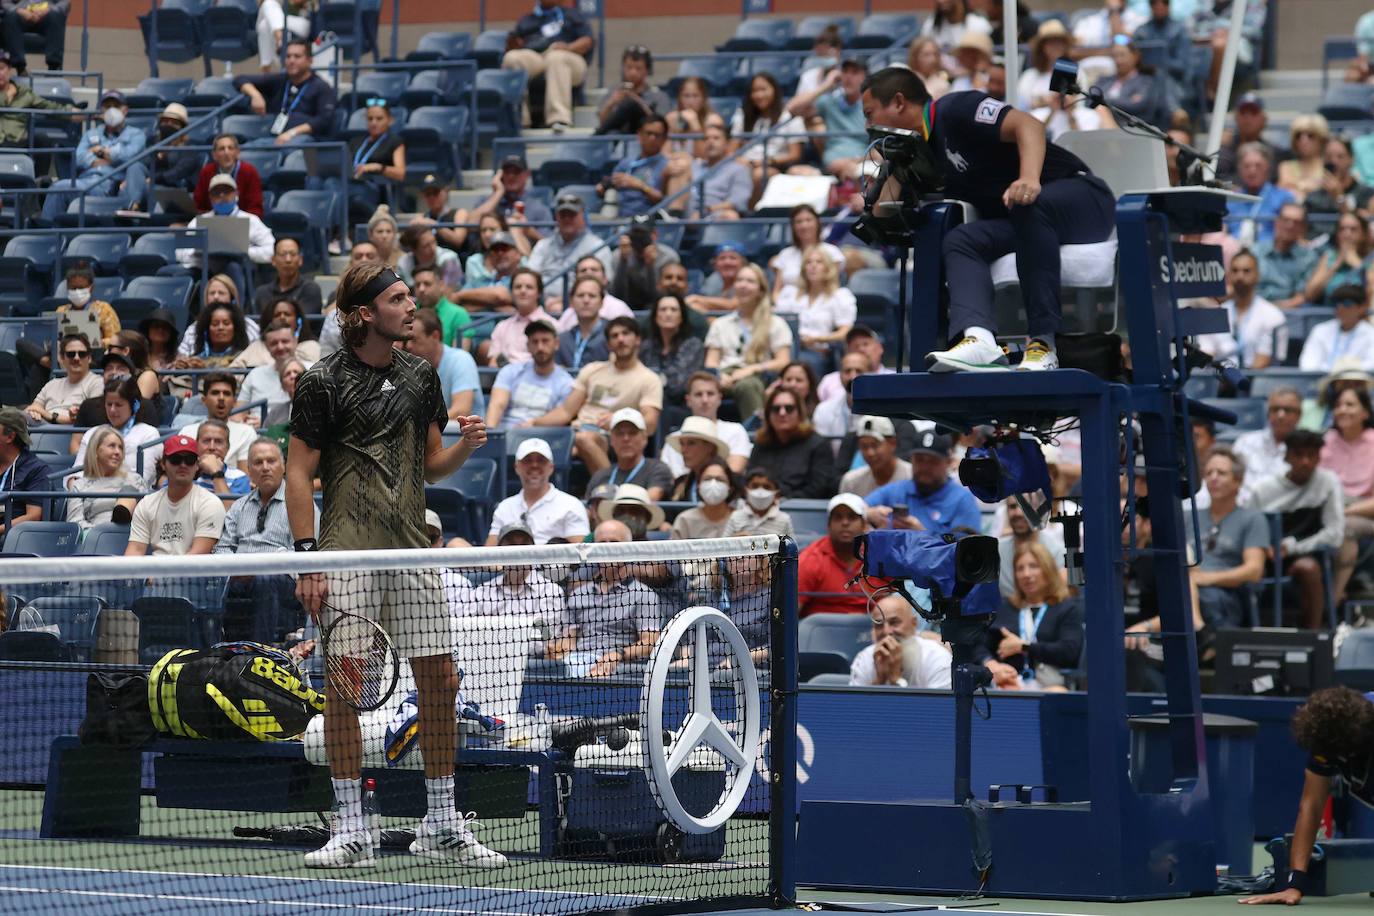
[362,777,379,850]
[534,703,552,753]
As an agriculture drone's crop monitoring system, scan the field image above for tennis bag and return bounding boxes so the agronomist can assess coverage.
[148,641,325,742]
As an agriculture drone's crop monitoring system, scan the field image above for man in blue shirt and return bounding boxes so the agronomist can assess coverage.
[0,405,48,540]
[1132,0,1193,88]
[42,90,146,220]
[788,56,869,181]
[406,308,485,423]
[1227,142,1295,244]
[194,419,252,499]
[597,116,668,218]
[502,0,595,132]
[233,39,337,147]
[486,319,575,430]
[1254,202,1317,309]
[689,123,753,220]
[864,431,982,534]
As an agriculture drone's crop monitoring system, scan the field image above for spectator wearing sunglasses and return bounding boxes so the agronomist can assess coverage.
[596,46,671,136]
[746,386,836,500]
[343,100,406,228]
[24,332,103,425]
[215,437,317,641]
[125,435,226,557]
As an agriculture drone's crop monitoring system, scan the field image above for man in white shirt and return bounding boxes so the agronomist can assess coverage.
[1232,386,1302,503]
[814,352,866,439]
[180,371,255,470]
[461,522,565,656]
[1199,250,1287,369]
[849,592,952,688]
[661,371,752,475]
[839,415,911,498]
[553,256,632,330]
[238,320,310,417]
[177,172,276,268]
[125,434,226,556]
[1298,285,1374,373]
[486,437,590,545]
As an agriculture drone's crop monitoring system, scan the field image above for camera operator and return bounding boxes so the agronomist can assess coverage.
[859,67,1116,372]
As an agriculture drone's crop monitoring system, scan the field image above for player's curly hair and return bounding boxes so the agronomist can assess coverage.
[335,261,392,349]
[1291,686,1374,763]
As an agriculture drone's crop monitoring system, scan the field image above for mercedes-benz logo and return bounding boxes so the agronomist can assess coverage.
[639,606,761,834]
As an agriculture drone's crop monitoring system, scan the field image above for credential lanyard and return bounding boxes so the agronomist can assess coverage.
[609,457,645,487]
[353,131,389,168]
[280,81,308,118]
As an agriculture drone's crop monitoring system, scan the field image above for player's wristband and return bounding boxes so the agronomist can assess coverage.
[294,538,317,553]
[1285,869,1309,894]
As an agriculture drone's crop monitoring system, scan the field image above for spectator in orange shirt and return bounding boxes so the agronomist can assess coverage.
[798,493,877,616]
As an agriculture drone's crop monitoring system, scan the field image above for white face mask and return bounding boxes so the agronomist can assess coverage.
[68,287,91,307]
[102,106,125,129]
[746,488,776,512]
[699,479,729,506]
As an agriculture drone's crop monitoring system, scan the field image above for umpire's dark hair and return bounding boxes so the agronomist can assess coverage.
[1285,428,1324,453]
[860,67,931,107]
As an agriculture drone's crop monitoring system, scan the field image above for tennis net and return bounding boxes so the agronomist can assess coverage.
[0,535,797,915]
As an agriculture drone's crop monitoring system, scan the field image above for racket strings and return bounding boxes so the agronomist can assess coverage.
[321,608,397,711]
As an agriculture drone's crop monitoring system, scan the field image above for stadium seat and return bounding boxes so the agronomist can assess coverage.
[1247,370,1324,400]
[717,19,794,53]
[80,523,132,556]
[734,54,802,96]
[402,106,470,186]
[128,77,194,109]
[505,426,573,493]
[19,596,102,659]
[26,76,74,106]
[119,232,182,281]
[2,521,81,557]
[132,595,201,664]
[202,2,257,70]
[665,57,736,98]
[1317,82,1374,125]
[114,275,195,332]
[1201,396,1267,431]
[1323,36,1360,90]
[1335,629,1374,691]
[55,197,128,229]
[426,485,475,542]
[402,68,475,111]
[186,75,237,107]
[0,630,65,661]
[534,140,614,189]
[0,351,26,405]
[799,611,871,660]
[475,69,526,142]
[406,31,473,64]
[265,189,338,272]
[438,457,497,539]
[472,29,511,70]
[689,222,770,270]
[60,233,132,276]
[221,113,276,143]
[138,0,210,78]
[0,152,36,195]
[781,499,830,538]
[0,233,58,310]
[350,71,411,108]
[342,105,408,139]
[317,0,382,63]
[807,672,852,685]
[44,276,123,311]
[709,96,741,127]
[852,13,922,49]
[786,16,856,50]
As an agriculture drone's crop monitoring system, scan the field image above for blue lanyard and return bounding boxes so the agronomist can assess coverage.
[572,326,594,369]
[609,457,645,488]
[688,478,697,502]
[1330,327,1358,367]
[622,153,663,174]
[353,131,389,168]
[0,456,15,492]
[280,80,308,117]
[118,415,137,437]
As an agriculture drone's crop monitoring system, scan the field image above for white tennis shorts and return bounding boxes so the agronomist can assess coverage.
[324,568,451,659]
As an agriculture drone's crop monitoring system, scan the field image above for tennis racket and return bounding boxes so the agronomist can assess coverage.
[318,602,400,712]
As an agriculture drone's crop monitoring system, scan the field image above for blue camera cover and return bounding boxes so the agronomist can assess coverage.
[963,439,1052,504]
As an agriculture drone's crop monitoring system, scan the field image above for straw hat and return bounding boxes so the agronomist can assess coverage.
[1029,18,1072,56]
[1319,356,1374,400]
[664,416,729,460]
[598,483,666,529]
[954,31,994,61]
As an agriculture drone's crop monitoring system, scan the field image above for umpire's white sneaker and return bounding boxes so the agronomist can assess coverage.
[927,335,1009,373]
[305,830,375,869]
[1016,339,1060,371]
[410,816,507,868]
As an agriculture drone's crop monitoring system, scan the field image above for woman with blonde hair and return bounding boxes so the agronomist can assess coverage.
[774,245,857,377]
[906,36,951,99]
[367,204,402,267]
[1278,114,1332,202]
[976,539,1083,691]
[67,424,142,530]
[704,263,793,419]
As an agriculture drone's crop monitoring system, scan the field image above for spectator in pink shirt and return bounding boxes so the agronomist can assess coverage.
[482,267,552,367]
[1321,385,1374,602]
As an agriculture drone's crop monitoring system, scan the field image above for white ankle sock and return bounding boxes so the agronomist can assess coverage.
[425,775,457,827]
[332,777,364,835]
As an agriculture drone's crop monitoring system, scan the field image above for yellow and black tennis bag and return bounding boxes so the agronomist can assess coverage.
[148,642,325,742]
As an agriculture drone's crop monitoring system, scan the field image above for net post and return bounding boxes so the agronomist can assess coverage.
[769,535,800,908]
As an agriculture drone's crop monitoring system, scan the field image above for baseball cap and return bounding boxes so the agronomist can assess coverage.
[208,173,237,192]
[840,55,867,70]
[498,521,535,543]
[163,434,199,458]
[101,351,136,375]
[499,154,529,172]
[715,240,746,258]
[0,406,30,448]
[0,51,11,66]
[160,102,189,125]
[910,430,952,459]
[609,407,646,431]
[515,437,554,462]
[1236,92,1264,112]
[420,173,444,190]
[828,493,868,519]
[100,89,125,105]
[424,508,443,537]
[854,415,895,440]
[554,192,585,214]
[487,230,518,250]
[524,317,559,338]
[585,482,618,505]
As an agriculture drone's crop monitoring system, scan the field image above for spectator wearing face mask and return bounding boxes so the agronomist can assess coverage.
[670,456,739,540]
[595,483,665,541]
[665,416,732,503]
[55,260,119,347]
[723,468,795,538]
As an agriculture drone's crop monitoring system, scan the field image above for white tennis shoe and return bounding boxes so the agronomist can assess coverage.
[926,335,1010,373]
[410,814,508,868]
[304,830,375,869]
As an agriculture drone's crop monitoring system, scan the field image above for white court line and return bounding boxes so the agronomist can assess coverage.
[0,883,533,914]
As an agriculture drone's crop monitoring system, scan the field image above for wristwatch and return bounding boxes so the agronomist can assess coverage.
[894,677,909,688]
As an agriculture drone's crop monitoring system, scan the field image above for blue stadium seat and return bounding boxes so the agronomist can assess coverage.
[849,268,900,329]
[799,612,871,661]
[61,232,132,276]
[1202,396,1268,432]
[343,105,409,139]
[425,485,475,542]
[57,197,128,228]
[266,189,339,272]
[0,233,58,310]
[472,29,511,70]
[406,32,473,64]
[19,596,102,659]
[735,54,803,96]
[0,630,65,661]
[26,76,74,105]
[1336,629,1374,690]
[23,77,78,148]
[781,499,830,538]
[665,57,736,98]
[0,152,36,196]
[138,0,210,77]
[852,13,921,49]
[221,113,276,142]
[316,1,382,62]
[786,15,856,50]
[1323,36,1359,90]
[132,595,201,663]
[475,69,526,142]
[51,275,124,305]
[80,523,132,556]
[185,75,237,107]
[1247,370,1324,401]
[1318,82,1374,125]
[689,222,770,270]
[436,457,497,538]
[535,140,614,189]
[0,351,25,403]
[402,105,469,186]
[115,275,195,332]
[129,77,194,109]
[709,96,741,127]
[344,71,411,110]
[238,147,282,182]
[202,2,257,69]
[717,19,794,53]
[505,426,573,494]
[2,521,81,556]
[119,232,182,280]
[402,68,474,111]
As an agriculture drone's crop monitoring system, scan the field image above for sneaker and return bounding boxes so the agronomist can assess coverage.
[927,336,1009,373]
[1017,339,1059,371]
[304,830,375,869]
[549,121,569,134]
[410,815,507,868]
